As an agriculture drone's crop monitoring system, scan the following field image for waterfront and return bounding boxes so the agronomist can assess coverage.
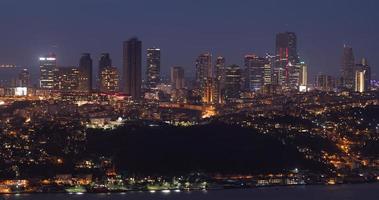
[2,183,379,200]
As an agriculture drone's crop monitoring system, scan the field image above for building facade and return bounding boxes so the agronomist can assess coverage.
[123,37,142,99]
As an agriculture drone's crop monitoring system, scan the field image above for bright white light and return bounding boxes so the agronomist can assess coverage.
[46,57,56,61]
[162,190,171,193]
[14,87,27,96]
[39,57,46,61]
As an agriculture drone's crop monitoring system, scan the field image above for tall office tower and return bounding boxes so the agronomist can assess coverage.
[195,53,212,87]
[57,67,80,91]
[171,66,185,90]
[275,32,299,86]
[263,54,275,86]
[100,66,119,93]
[225,65,242,101]
[146,47,161,89]
[18,69,30,87]
[39,53,58,89]
[355,69,366,93]
[287,62,301,89]
[341,45,355,90]
[298,62,308,92]
[98,53,112,90]
[356,58,371,91]
[78,53,93,92]
[315,74,335,91]
[214,56,225,103]
[123,37,142,99]
[195,53,214,103]
[245,54,267,91]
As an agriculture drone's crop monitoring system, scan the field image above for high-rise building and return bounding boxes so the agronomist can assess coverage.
[275,32,299,86]
[195,53,214,103]
[341,45,355,90]
[39,53,58,89]
[225,65,242,101]
[195,53,212,86]
[355,69,366,93]
[298,62,308,92]
[18,69,30,87]
[214,56,225,104]
[245,54,268,91]
[171,66,185,90]
[78,53,93,93]
[146,48,161,89]
[57,67,80,92]
[263,54,275,86]
[356,58,371,91]
[100,66,119,93]
[98,53,112,90]
[123,37,142,99]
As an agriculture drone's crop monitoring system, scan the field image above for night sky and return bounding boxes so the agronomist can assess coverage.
[0,0,378,80]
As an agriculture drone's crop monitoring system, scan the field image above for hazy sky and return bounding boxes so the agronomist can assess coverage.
[0,0,378,80]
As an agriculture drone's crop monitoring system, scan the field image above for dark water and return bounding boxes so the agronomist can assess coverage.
[2,183,379,200]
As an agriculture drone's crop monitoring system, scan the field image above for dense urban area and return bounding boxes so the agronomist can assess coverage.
[0,32,378,194]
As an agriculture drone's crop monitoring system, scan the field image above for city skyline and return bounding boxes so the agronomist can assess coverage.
[0,0,378,80]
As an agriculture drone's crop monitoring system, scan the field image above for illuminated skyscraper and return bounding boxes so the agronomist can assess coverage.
[57,67,80,91]
[39,53,58,89]
[287,62,301,89]
[195,53,214,103]
[146,47,161,89]
[171,66,185,90]
[263,54,275,86]
[78,53,93,93]
[195,53,212,87]
[214,56,226,103]
[299,62,308,92]
[225,65,242,101]
[123,37,142,99]
[245,54,268,91]
[355,69,366,93]
[18,69,30,87]
[100,66,119,93]
[275,32,299,86]
[356,58,371,91]
[341,45,355,90]
[98,53,112,90]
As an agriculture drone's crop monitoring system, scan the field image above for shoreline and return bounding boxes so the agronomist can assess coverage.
[1,181,378,195]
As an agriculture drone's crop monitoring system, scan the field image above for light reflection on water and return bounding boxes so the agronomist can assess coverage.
[1,183,379,200]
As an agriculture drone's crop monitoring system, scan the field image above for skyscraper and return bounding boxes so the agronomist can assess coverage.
[263,54,275,86]
[195,53,213,103]
[245,54,267,91]
[225,65,242,101]
[57,67,80,92]
[355,69,366,93]
[100,66,119,93]
[171,66,185,90]
[39,53,58,89]
[275,32,299,86]
[98,53,112,90]
[18,69,30,88]
[195,53,212,88]
[123,37,142,100]
[78,53,93,93]
[299,62,308,92]
[214,56,226,103]
[341,45,355,90]
[356,58,371,91]
[146,48,161,89]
